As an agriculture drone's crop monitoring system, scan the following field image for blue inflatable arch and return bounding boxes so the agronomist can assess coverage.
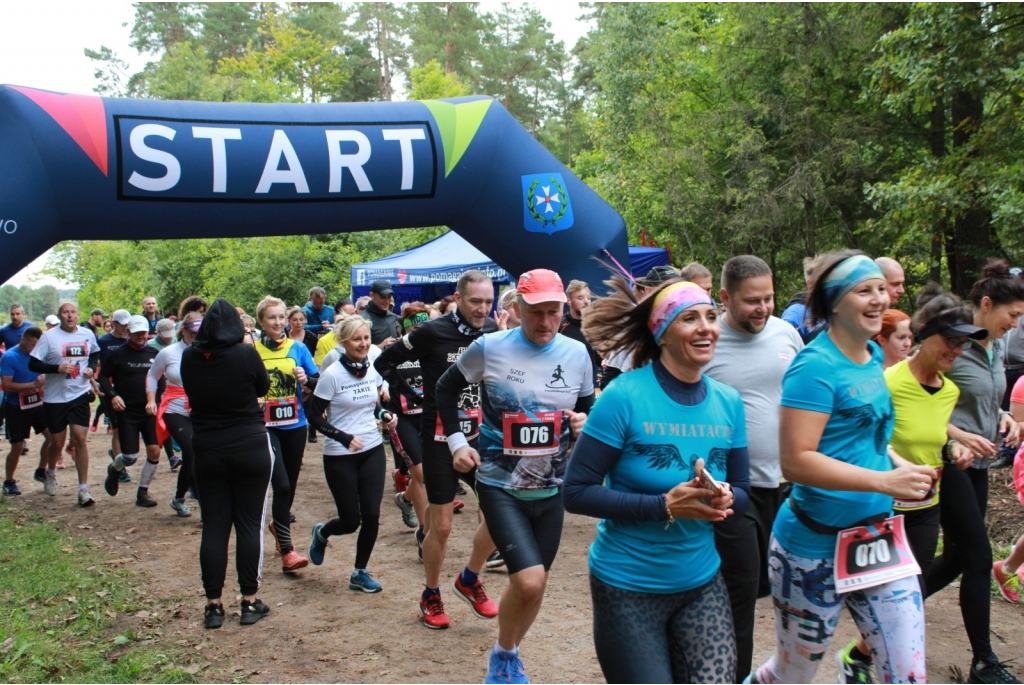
[0,86,628,290]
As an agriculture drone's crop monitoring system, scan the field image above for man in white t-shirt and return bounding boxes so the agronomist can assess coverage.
[28,302,101,506]
[701,255,803,681]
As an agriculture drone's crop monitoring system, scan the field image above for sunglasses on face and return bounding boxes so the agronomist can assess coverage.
[943,336,970,350]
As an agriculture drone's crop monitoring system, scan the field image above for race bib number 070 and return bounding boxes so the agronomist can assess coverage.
[834,515,920,593]
[502,411,561,457]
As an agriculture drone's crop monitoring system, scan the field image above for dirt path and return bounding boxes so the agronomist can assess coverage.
[6,429,1023,683]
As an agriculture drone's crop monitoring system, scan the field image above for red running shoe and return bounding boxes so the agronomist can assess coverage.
[90,423,98,433]
[453,574,498,619]
[393,468,409,494]
[268,522,282,555]
[282,549,309,573]
[419,594,450,630]
[453,499,465,512]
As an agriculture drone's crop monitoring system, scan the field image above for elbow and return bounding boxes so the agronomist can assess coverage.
[561,482,582,514]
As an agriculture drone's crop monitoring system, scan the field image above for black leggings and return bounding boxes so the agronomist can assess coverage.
[163,413,195,500]
[476,482,564,574]
[92,401,105,426]
[267,429,302,554]
[391,413,423,474]
[590,572,736,684]
[322,444,386,570]
[193,428,272,599]
[925,465,993,661]
[268,426,307,509]
[903,504,941,591]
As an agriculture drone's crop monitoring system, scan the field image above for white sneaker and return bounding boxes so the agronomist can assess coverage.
[44,473,58,496]
[78,486,95,507]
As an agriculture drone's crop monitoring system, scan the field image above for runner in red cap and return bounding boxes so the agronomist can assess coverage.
[436,267,595,683]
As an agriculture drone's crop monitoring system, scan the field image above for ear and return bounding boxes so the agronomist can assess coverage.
[718,288,729,307]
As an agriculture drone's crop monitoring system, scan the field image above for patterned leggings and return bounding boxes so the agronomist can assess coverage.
[590,572,736,684]
[751,536,926,684]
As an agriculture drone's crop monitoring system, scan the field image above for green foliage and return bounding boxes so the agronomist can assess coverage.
[0,499,196,683]
[409,59,471,100]
[0,285,62,325]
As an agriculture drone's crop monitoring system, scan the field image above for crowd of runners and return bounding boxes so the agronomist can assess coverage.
[2,251,1024,684]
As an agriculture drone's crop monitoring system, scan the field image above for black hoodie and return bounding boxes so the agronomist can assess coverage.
[180,298,270,436]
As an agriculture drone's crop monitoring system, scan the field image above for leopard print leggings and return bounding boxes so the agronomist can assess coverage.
[590,571,736,683]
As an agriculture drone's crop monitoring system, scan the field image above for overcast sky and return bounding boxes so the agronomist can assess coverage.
[0,1,593,288]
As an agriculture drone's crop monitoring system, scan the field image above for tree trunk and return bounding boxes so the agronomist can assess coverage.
[928,100,946,284]
[804,198,816,257]
[377,4,393,101]
[444,3,455,74]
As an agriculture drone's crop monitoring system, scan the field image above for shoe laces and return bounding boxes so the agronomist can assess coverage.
[494,653,525,682]
[422,594,445,616]
[979,660,1019,684]
[464,576,489,603]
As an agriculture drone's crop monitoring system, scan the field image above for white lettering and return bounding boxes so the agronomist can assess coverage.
[255,130,309,194]
[325,130,373,192]
[192,126,242,192]
[382,128,425,190]
[128,124,181,192]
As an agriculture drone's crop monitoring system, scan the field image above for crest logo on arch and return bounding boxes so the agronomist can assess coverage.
[521,173,574,234]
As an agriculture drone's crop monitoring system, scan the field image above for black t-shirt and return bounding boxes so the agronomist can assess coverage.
[374,308,497,436]
[559,313,601,376]
[99,343,159,412]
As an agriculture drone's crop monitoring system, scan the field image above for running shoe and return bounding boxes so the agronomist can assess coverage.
[104,464,120,497]
[90,423,98,432]
[836,638,873,684]
[268,522,282,555]
[119,469,132,484]
[455,482,467,496]
[289,512,296,523]
[78,487,95,507]
[969,658,1021,684]
[419,593,450,630]
[136,488,157,508]
[393,468,408,494]
[485,549,506,570]
[484,648,529,684]
[308,523,330,566]
[107,426,112,435]
[452,574,498,619]
[56,458,65,469]
[395,492,418,528]
[349,569,382,593]
[44,472,57,496]
[33,468,45,484]
[65,443,74,456]
[453,499,465,513]
[204,603,225,629]
[993,561,1021,603]
[416,526,425,562]
[170,498,192,517]
[2,479,22,496]
[239,598,270,625]
[282,549,309,573]
[21,445,28,455]
[169,456,182,471]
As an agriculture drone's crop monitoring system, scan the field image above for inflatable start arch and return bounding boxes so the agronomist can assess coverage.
[0,86,628,289]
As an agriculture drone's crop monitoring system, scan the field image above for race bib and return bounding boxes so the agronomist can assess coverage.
[434,408,481,442]
[62,342,88,358]
[400,391,423,415]
[263,396,299,427]
[18,388,43,409]
[834,515,920,593]
[502,411,562,457]
[894,467,941,511]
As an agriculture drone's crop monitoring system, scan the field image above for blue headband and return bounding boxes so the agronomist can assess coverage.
[822,255,885,311]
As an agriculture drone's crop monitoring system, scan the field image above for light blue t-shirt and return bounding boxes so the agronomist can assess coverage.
[773,333,895,559]
[582,365,747,594]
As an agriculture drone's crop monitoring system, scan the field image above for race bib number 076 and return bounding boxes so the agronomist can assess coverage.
[834,515,920,593]
[502,411,562,457]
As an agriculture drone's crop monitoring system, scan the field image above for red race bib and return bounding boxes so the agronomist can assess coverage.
[893,467,941,511]
[263,396,299,427]
[400,391,423,415]
[18,388,43,409]
[834,515,920,593]
[434,408,481,442]
[501,411,562,457]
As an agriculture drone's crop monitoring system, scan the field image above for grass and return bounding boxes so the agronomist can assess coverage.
[0,497,198,683]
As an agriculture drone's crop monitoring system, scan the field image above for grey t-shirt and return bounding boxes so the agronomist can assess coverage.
[948,337,1005,469]
[703,315,803,488]
[1003,321,1024,369]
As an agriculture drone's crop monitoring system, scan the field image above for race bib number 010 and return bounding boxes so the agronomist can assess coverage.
[19,388,43,409]
[434,408,481,442]
[502,411,562,457]
[834,515,920,594]
[264,397,299,427]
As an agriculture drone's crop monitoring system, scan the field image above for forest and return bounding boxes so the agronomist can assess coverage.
[47,2,1024,313]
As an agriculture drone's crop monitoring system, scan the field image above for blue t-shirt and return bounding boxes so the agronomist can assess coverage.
[773,333,895,559]
[255,338,319,430]
[97,332,128,366]
[0,322,35,351]
[0,346,40,406]
[582,365,747,594]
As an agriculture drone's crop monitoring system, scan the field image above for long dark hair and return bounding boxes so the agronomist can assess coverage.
[581,274,680,369]
[968,257,1024,307]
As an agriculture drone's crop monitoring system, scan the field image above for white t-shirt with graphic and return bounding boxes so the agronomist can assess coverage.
[31,325,100,403]
[314,361,384,455]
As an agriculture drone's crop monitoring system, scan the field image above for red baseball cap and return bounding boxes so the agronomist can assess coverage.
[517,269,567,305]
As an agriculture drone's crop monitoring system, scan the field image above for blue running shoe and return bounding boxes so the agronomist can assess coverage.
[484,648,529,684]
[349,569,382,593]
[169,456,182,471]
[119,469,132,484]
[308,523,329,566]
[2,479,22,496]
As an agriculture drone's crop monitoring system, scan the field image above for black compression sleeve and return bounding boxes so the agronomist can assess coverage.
[726,446,751,518]
[373,337,418,397]
[435,364,471,437]
[306,394,353,448]
[304,373,319,392]
[87,352,99,374]
[28,357,60,374]
[563,432,668,521]
[599,366,622,390]
[573,393,595,415]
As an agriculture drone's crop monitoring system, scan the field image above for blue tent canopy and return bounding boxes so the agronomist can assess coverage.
[352,231,668,309]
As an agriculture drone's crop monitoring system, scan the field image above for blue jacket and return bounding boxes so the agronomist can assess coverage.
[302,302,334,333]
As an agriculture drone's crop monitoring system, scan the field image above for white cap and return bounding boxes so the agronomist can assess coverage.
[127,315,150,334]
[111,309,131,325]
[44,315,59,326]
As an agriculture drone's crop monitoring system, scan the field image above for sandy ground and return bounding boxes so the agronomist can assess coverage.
[3,428,1023,683]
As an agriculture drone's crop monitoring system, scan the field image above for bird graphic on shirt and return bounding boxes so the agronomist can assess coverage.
[835,404,892,453]
[638,443,687,472]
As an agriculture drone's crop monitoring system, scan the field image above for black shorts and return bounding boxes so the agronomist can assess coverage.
[100,395,119,429]
[476,482,564,574]
[116,409,159,455]
[421,431,476,506]
[5,403,47,443]
[43,393,92,434]
[390,414,423,471]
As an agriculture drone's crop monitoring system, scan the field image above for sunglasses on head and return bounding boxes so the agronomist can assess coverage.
[184,318,203,332]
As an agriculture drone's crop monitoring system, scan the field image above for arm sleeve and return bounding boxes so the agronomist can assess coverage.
[373,335,419,397]
[563,432,668,521]
[725,446,751,518]
[436,363,471,438]
[98,351,117,398]
[306,393,353,448]
[87,351,99,373]
[28,357,60,374]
